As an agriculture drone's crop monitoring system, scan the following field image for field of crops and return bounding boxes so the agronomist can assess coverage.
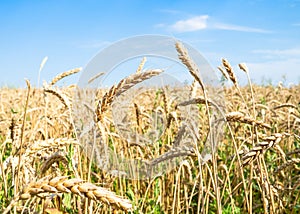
[1,43,300,213]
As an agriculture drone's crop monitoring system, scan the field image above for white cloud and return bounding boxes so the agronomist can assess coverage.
[213,23,272,33]
[165,15,271,33]
[170,15,209,32]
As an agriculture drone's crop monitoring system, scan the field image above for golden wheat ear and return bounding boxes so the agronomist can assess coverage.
[19,176,133,211]
[95,69,163,122]
[50,68,82,86]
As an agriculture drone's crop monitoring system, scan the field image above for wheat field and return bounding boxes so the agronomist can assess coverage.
[0,42,300,213]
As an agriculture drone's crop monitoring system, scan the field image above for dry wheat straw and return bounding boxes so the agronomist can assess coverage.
[272,103,298,110]
[50,68,82,86]
[15,79,31,194]
[19,176,132,211]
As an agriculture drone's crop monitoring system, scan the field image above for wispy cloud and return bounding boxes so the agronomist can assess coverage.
[252,48,300,59]
[170,15,209,32]
[213,23,272,33]
[163,15,271,33]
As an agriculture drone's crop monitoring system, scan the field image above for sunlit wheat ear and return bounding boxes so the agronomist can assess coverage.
[238,63,249,73]
[175,41,205,91]
[241,133,285,166]
[222,58,239,89]
[49,67,82,86]
[44,87,71,109]
[136,57,147,74]
[19,176,132,211]
[95,69,163,122]
[225,111,271,129]
[217,66,229,80]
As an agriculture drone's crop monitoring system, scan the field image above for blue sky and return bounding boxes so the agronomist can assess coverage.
[1,0,300,87]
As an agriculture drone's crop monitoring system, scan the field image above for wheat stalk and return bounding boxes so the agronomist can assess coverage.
[88,72,105,84]
[272,103,298,110]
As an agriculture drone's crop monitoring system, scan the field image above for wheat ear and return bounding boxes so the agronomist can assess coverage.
[95,69,163,122]
[44,87,71,108]
[19,176,132,211]
[136,57,147,74]
[50,68,82,86]
[222,58,239,89]
[226,112,271,129]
